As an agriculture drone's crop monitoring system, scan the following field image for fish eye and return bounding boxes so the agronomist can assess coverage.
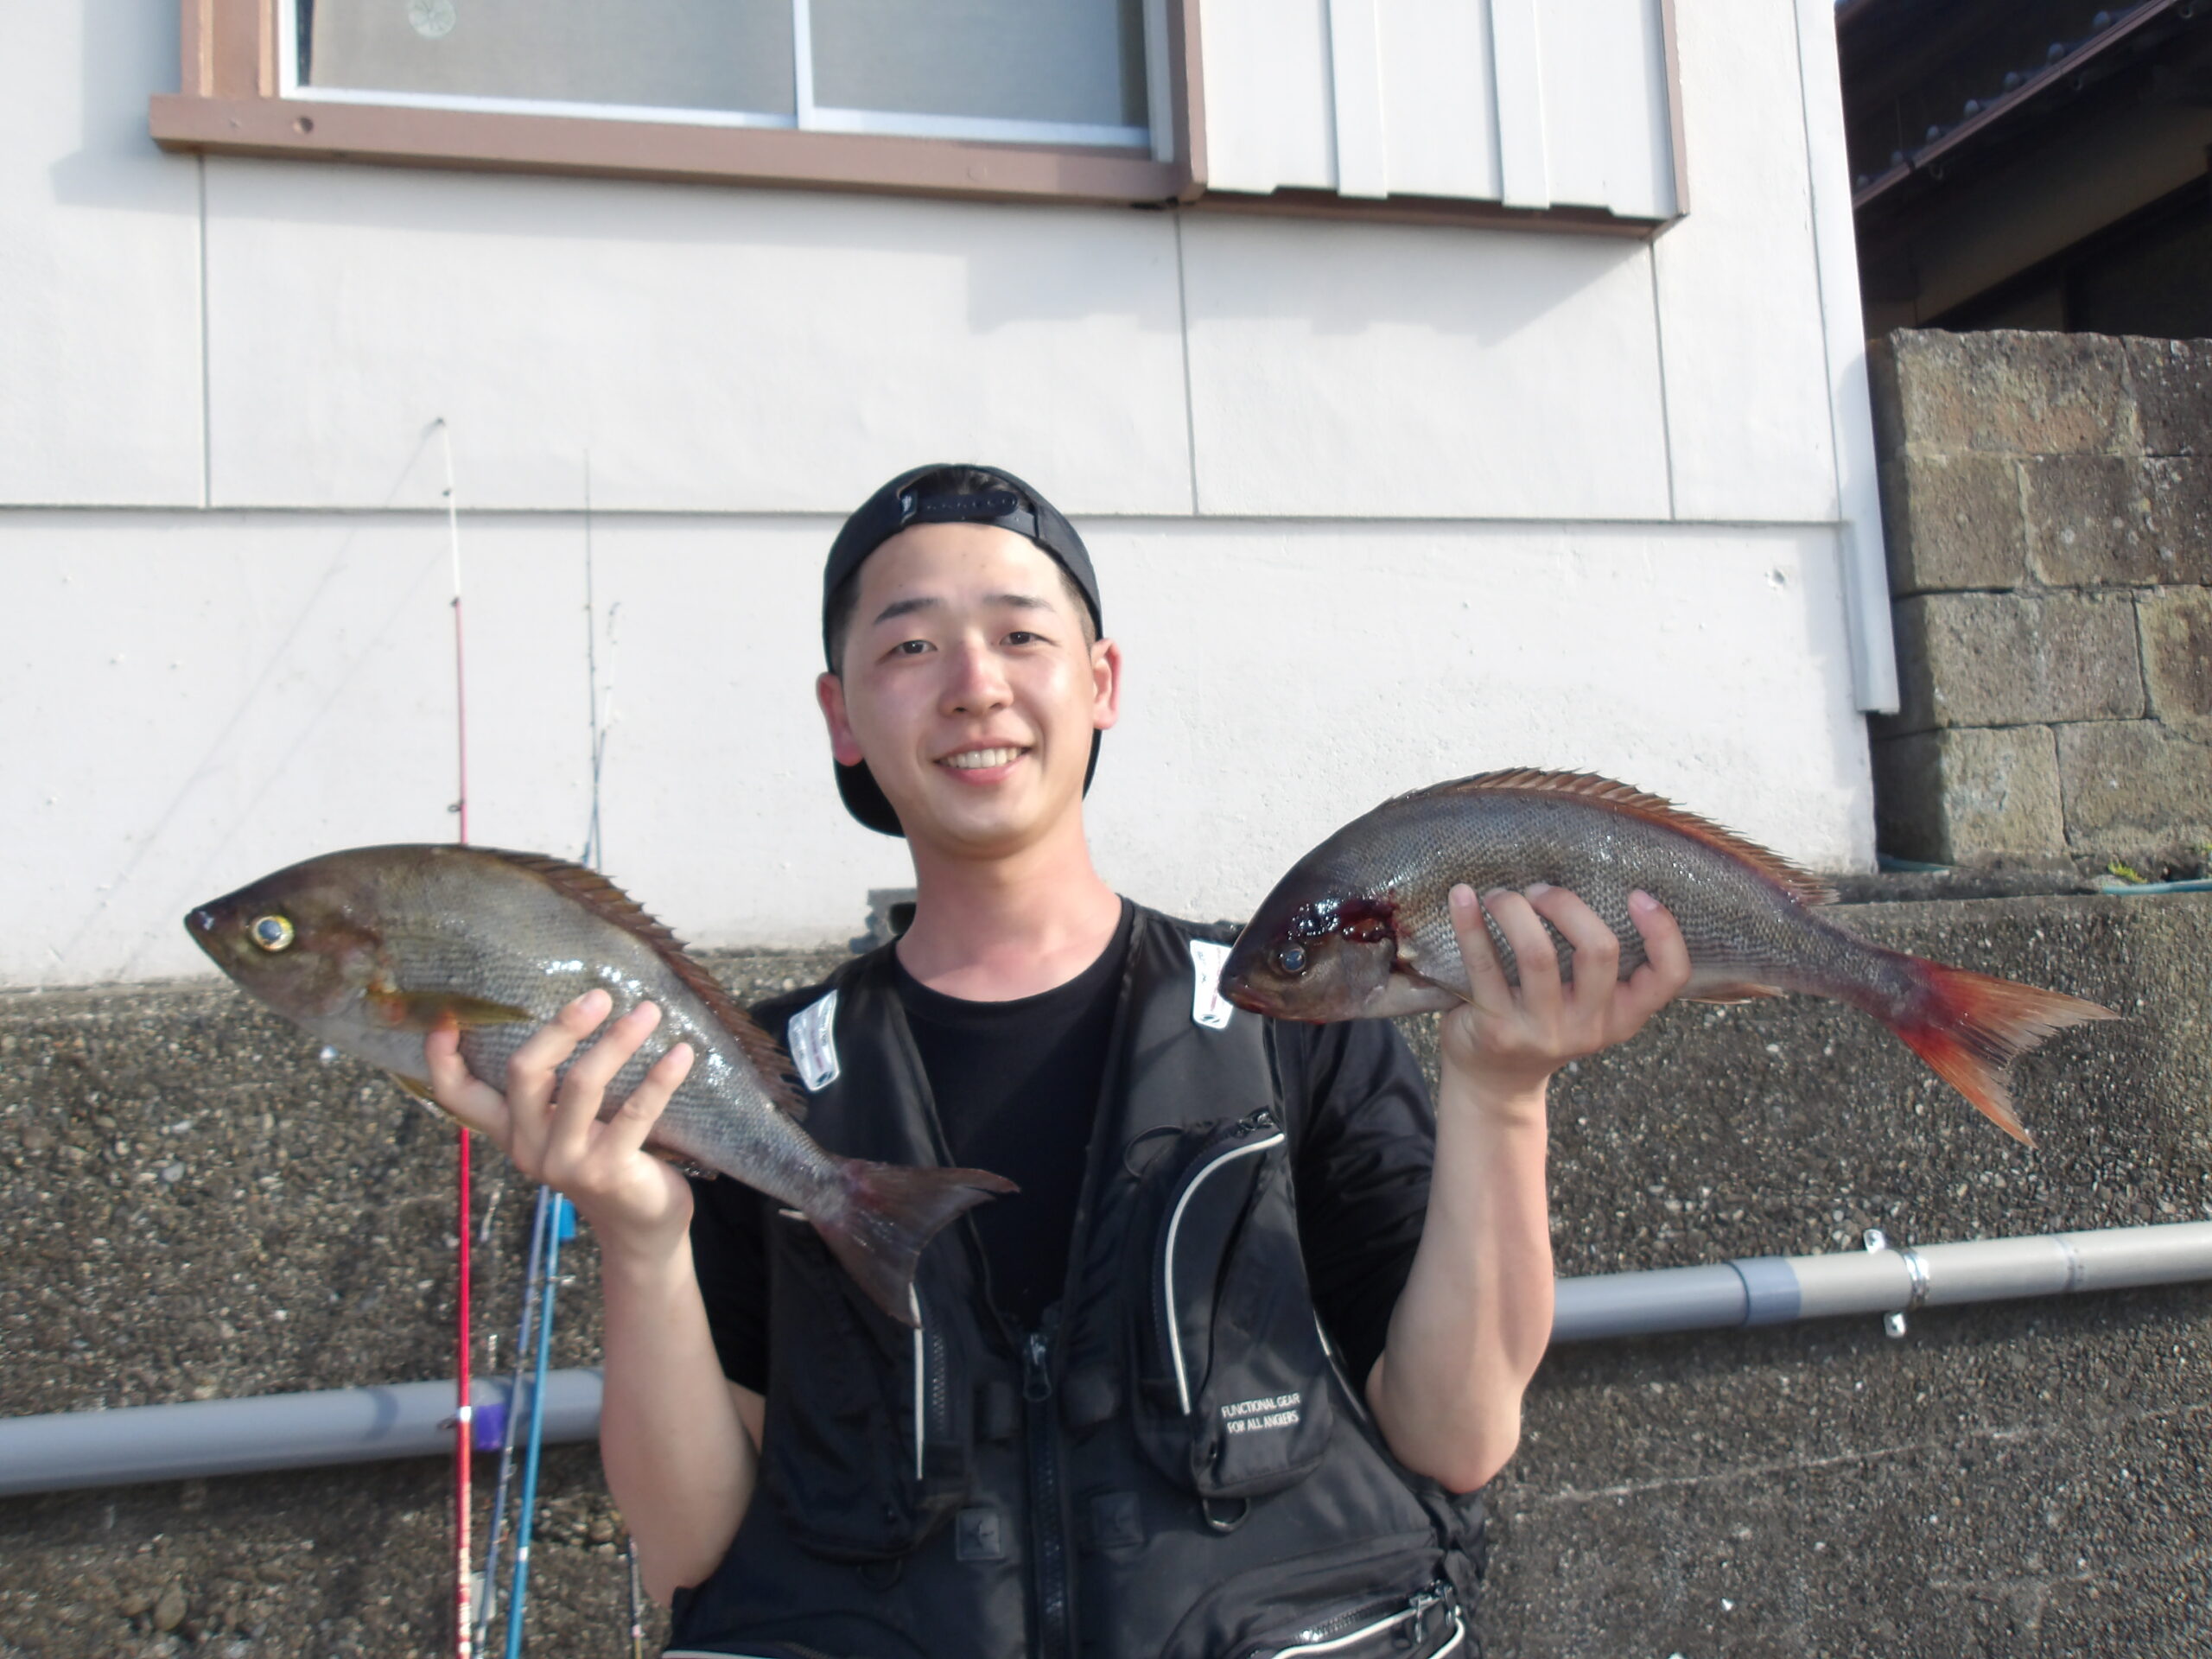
[251,914,296,952]
[1273,943,1308,976]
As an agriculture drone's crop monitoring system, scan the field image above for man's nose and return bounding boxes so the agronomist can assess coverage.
[943,639,1012,710]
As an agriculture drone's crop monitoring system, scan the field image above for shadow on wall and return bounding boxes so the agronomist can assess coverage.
[43,0,194,211]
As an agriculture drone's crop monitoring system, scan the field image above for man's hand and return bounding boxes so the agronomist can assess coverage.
[1368,883,1689,1492]
[425,988,698,1259]
[1438,883,1692,1114]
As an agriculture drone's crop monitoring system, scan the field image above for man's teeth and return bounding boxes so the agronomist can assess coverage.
[943,747,1023,770]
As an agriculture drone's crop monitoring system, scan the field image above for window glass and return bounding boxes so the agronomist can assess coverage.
[304,0,798,118]
[810,0,1147,130]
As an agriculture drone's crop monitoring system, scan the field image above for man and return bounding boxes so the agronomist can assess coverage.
[428,464,1690,1656]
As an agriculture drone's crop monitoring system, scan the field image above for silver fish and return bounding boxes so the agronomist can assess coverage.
[187,843,1010,1323]
[1219,771,2117,1144]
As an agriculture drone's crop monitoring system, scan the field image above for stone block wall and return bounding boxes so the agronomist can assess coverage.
[1866,331,2212,874]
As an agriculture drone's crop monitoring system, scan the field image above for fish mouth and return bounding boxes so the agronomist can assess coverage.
[1215,938,1268,1012]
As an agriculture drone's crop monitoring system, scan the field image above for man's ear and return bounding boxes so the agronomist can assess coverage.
[817,671,868,766]
[1090,638,1123,733]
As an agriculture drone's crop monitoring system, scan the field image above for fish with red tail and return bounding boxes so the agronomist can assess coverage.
[186,844,1013,1324]
[1218,771,2117,1145]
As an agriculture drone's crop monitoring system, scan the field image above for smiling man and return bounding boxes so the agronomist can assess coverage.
[429,463,1691,1657]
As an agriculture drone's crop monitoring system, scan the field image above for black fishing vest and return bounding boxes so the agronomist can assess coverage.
[667,908,1485,1659]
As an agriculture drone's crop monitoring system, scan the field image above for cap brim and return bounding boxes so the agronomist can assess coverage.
[835,759,906,837]
[833,733,1103,840]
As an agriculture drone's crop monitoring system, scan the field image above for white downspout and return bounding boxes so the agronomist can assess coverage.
[1794,0,1899,715]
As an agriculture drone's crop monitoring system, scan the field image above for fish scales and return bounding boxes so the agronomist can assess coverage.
[381,853,836,1207]
[1219,771,2115,1144]
[1360,791,1916,1008]
[186,844,1012,1323]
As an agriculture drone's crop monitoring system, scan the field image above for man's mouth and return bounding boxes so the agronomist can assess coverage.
[939,746,1027,771]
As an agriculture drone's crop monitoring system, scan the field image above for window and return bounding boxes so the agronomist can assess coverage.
[151,0,1682,231]
[153,0,1195,205]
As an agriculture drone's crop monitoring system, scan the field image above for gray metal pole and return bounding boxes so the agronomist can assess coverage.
[0,1370,601,1499]
[4,1223,2209,1499]
[1550,1219,2212,1343]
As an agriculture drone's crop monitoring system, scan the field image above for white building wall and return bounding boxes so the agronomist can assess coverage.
[1,0,1881,988]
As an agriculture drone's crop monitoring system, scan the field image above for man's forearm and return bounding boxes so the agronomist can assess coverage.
[1366,1076,1554,1494]
[596,1235,757,1603]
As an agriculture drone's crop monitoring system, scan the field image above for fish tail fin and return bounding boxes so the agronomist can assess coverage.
[816,1159,1019,1325]
[1882,960,2119,1147]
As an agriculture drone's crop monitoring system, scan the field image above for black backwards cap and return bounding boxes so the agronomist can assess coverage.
[823,463,1103,837]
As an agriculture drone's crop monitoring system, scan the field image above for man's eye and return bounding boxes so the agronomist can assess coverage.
[893,639,932,656]
[1005,630,1042,646]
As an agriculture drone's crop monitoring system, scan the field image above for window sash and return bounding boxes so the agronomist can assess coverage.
[278,0,1157,154]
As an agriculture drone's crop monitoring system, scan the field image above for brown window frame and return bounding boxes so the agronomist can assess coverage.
[150,0,1680,233]
[152,0,1201,206]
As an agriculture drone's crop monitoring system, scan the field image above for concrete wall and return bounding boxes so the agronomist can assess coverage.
[1867,331,2212,874]
[4,891,2206,1655]
[3,0,1886,988]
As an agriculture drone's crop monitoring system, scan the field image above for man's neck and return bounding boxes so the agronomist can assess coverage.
[895,821,1124,1002]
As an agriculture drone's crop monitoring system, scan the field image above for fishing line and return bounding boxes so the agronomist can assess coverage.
[436,416,478,1659]
[504,1192,570,1659]
[474,1185,552,1652]
[579,454,621,872]
[582,456,603,871]
[499,458,616,1654]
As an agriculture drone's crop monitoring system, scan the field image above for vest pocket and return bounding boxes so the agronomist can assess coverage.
[760,1218,969,1561]
[1131,1109,1336,1500]
[1156,1530,1465,1659]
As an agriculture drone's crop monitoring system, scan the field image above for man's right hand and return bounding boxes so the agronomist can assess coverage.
[425,988,699,1259]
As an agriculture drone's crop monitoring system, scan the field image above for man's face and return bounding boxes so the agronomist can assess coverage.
[817,523,1119,857]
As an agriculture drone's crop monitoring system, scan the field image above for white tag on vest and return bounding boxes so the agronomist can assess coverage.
[786,989,841,1092]
[1188,939,1236,1031]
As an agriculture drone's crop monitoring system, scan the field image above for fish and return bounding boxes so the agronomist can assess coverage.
[185,843,1012,1324]
[1217,771,2118,1145]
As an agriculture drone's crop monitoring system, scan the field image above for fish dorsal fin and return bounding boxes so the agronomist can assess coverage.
[1397,770,1840,908]
[477,849,808,1119]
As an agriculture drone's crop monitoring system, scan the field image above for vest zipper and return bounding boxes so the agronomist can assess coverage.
[910,1287,926,1483]
[1257,1580,1454,1658]
[1023,1314,1073,1659]
[1158,1109,1286,1416]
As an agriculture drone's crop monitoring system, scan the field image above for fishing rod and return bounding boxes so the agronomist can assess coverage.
[626,1535,646,1659]
[438,417,478,1659]
[498,458,616,1654]
[473,1185,553,1651]
[503,1192,570,1659]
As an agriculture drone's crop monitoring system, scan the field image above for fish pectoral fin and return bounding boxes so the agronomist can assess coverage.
[387,1072,455,1121]
[1685,983,1785,1006]
[367,987,535,1032]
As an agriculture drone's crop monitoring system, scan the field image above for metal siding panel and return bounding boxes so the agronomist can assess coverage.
[1486,0,1548,207]
[1539,0,1675,217]
[1327,0,1389,197]
[1197,0,1338,194]
[5,512,1870,986]
[0,2,206,505]
[1652,0,1839,524]
[1082,518,1873,923]
[1376,0,1503,201]
[1181,214,1671,519]
[200,160,1192,513]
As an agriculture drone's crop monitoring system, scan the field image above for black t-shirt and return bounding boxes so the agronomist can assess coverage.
[689,912,1436,1397]
[893,899,1133,1330]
